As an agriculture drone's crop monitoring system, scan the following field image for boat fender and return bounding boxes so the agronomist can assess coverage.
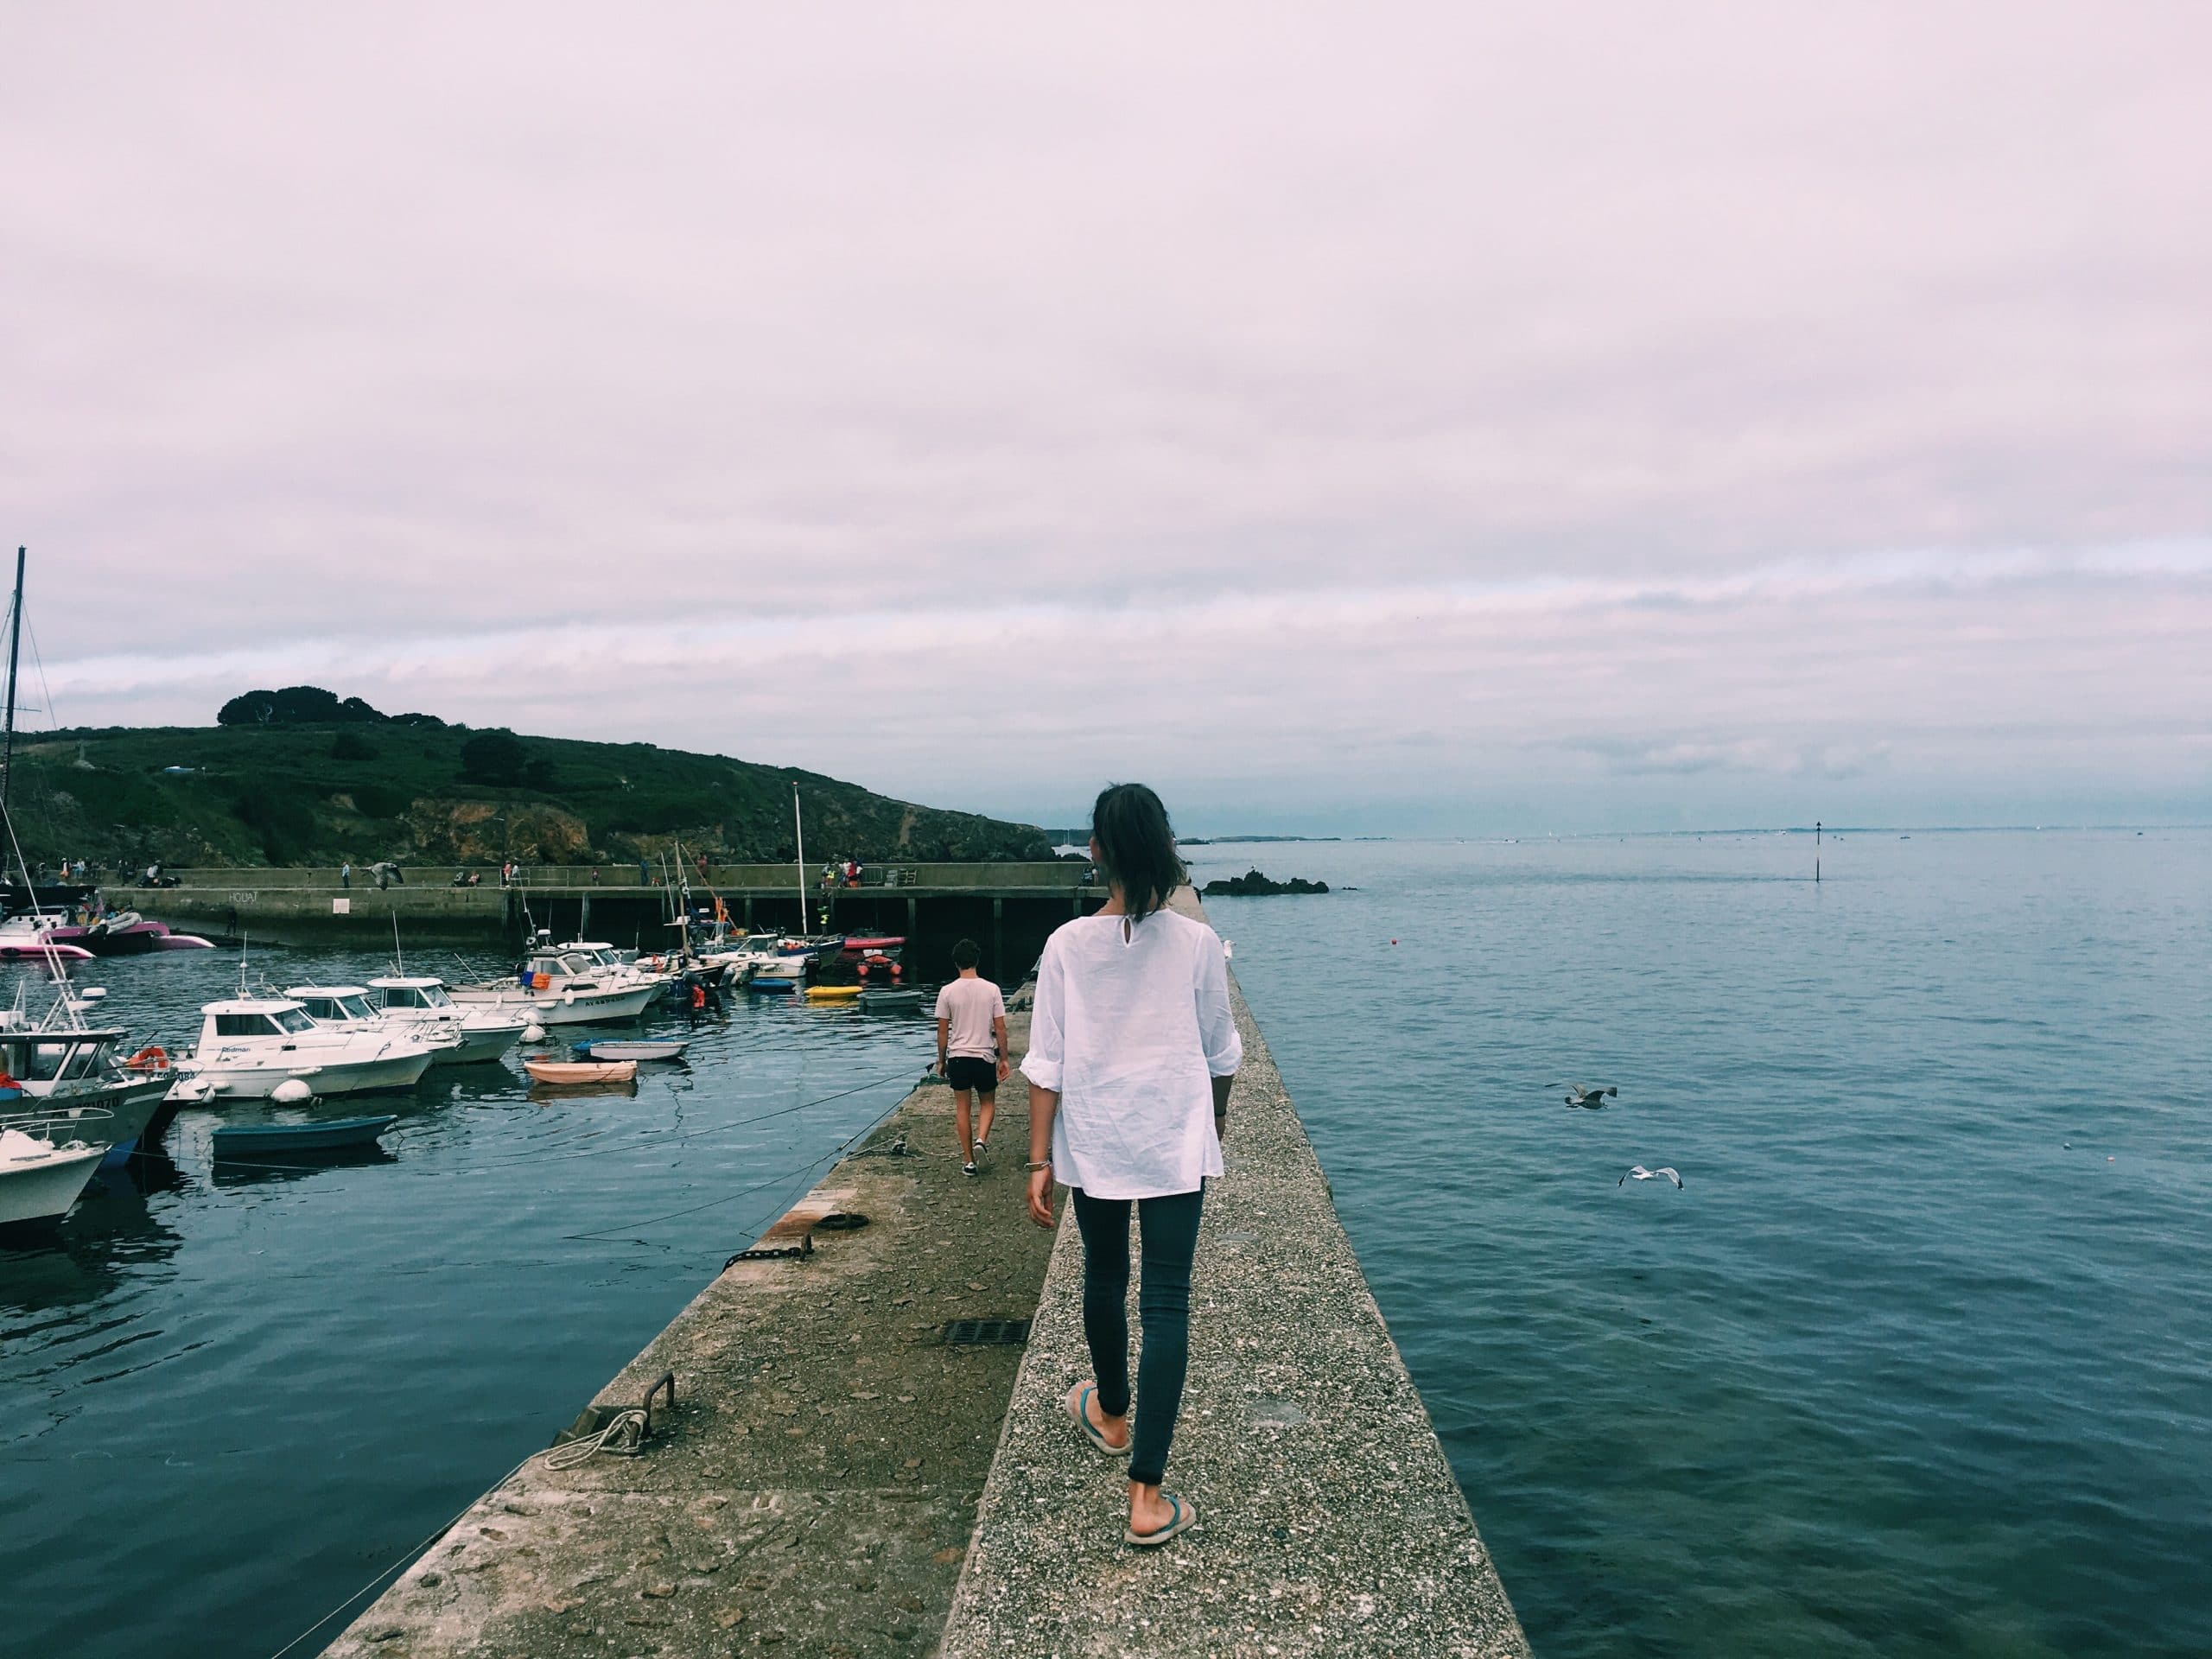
[270,1078,315,1105]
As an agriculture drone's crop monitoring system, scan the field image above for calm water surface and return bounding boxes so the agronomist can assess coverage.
[1,951,936,1658]
[1190,830,2212,1659]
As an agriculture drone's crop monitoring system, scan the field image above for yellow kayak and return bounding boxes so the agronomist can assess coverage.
[803,984,862,1001]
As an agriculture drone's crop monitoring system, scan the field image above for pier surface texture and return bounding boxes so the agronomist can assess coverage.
[332,892,1524,1658]
[936,891,1526,1658]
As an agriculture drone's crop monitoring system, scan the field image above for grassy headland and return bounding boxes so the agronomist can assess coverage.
[7,697,1052,869]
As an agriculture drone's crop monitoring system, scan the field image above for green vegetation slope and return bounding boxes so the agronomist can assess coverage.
[10,700,1051,869]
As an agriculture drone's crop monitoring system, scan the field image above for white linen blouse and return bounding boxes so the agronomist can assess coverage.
[1020,906,1243,1200]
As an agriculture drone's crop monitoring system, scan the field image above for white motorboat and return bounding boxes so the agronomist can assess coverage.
[175,996,438,1098]
[362,976,527,1065]
[556,940,675,1001]
[286,983,473,1067]
[0,1122,105,1225]
[695,931,805,987]
[448,947,659,1027]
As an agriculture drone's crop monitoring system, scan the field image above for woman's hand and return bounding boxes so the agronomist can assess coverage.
[1027,1166,1057,1228]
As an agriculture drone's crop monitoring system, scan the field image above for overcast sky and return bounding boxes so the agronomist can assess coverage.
[4,3,2207,832]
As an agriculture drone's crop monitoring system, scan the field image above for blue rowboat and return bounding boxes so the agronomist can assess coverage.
[211,1115,397,1157]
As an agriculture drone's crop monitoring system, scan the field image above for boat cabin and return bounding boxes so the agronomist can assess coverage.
[517,950,607,987]
[198,998,321,1044]
[0,1026,128,1087]
[368,976,457,1012]
[285,986,381,1025]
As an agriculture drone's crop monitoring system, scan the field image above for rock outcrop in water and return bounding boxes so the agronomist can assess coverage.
[1201,868,1330,896]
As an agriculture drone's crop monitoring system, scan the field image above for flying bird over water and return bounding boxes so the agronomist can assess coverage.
[1560,1084,1618,1109]
[1620,1165,1683,1188]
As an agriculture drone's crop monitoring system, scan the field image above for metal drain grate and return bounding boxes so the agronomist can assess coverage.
[941,1318,1032,1347]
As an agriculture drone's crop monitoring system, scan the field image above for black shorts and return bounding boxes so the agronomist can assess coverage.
[945,1056,1000,1095]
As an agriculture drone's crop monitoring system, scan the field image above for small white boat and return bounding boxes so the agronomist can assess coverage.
[0,1123,105,1225]
[175,997,439,1099]
[575,1039,688,1062]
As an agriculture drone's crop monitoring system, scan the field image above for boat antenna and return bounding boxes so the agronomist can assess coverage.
[0,766,85,1029]
[792,781,806,934]
[391,910,404,976]
[2,546,22,815]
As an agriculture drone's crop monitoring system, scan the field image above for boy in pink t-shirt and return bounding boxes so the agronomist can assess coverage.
[934,938,1008,1174]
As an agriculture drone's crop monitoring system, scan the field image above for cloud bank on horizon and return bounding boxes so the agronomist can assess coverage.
[3,3,2207,831]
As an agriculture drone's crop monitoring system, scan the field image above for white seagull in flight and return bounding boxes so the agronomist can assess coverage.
[1560,1084,1618,1109]
[1620,1165,1684,1188]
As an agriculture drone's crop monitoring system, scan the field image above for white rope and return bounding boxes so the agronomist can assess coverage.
[543,1406,652,1470]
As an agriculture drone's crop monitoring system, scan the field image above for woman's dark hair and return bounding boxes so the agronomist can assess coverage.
[1090,783,1184,923]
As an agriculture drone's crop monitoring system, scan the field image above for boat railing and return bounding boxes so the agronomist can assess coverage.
[0,1104,117,1141]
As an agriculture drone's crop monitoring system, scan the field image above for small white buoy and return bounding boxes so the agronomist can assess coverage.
[270,1078,315,1105]
[522,1021,548,1043]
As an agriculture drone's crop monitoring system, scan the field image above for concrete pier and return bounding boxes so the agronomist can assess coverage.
[330,1026,1060,1657]
[938,894,1527,1657]
[331,894,1525,1657]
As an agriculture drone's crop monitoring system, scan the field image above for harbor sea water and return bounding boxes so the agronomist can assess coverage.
[0,954,935,1659]
[1188,830,2212,1659]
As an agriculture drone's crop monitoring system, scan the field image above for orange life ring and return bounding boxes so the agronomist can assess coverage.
[125,1046,169,1072]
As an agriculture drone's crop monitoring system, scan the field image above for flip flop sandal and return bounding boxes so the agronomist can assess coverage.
[1124,1492,1198,1548]
[1064,1382,1130,1459]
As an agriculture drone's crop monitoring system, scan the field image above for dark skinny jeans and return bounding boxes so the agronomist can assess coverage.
[1070,1185,1205,1488]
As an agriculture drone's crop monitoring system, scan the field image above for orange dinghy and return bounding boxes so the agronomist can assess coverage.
[524,1058,639,1086]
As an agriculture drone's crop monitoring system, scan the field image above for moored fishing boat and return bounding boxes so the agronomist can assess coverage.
[449,945,658,1027]
[0,1022,175,1166]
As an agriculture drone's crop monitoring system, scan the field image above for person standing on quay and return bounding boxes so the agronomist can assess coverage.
[1023,782,1239,1548]
[935,939,1007,1175]
[340,861,351,889]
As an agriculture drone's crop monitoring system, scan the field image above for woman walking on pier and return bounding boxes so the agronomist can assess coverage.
[1023,782,1241,1547]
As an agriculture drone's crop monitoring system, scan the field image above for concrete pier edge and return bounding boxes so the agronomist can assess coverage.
[331,891,1526,1657]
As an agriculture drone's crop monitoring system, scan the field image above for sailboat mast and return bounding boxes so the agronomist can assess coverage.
[792,783,806,931]
[3,547,23,814]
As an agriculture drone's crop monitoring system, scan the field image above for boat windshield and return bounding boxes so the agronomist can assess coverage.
[272,1006,317,1034]
[557,954,594,976]
[380,985,423,1008]
[418,983,453,1007]
[335,994,378,1021]
[8,1039,95,1082]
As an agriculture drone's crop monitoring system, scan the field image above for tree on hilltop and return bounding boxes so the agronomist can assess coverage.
[217,686,387,725]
